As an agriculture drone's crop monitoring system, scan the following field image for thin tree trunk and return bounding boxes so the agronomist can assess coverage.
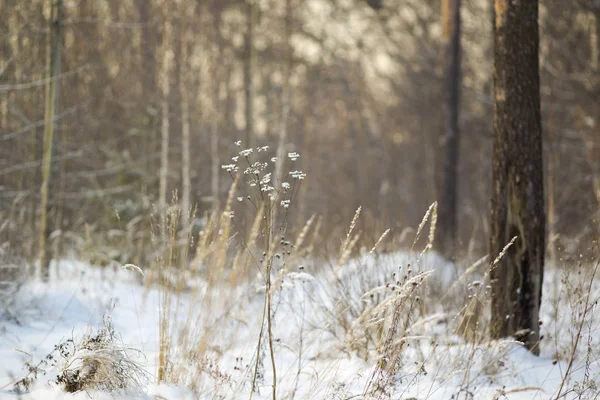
[579,111,600,207]
[159,11,172,209]
[211,93,220,213]
[490,0,545,354]
[243,0,255,148]
[438,0,461,260]
[442,0,451,39]
[0,22,9,130]
[39,0,62,280]
[55,123,68,270]
[29,120,40,263]
[273,0,293,235]
[211,15,222,213]
[547,83,561,317]
[134,0,155,196]
[180,20,191,224]
[546,85,557,266]
[135,0,155,100]
[590,12,598,70]
[0,95,6,131]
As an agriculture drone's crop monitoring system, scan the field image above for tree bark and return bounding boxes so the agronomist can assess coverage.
[437,0,461,260]
[39,0,62,280]
[490,0,545,354]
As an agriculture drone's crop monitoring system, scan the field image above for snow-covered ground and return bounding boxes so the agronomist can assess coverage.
[0,253,598,399]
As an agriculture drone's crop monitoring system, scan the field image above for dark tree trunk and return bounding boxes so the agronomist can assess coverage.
[438,0,461,259]
[490,0,545,354]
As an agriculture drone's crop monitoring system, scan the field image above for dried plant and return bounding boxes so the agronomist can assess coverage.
[56,314,149,393]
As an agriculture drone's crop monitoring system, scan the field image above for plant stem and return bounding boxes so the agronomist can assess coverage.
[265,202,277,400]
[249,296,267,400]
[249,200,277,400]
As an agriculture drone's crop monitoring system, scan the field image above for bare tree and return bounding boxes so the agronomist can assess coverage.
[210,5,223,213]
[159,6,172,209]
[3,0,597,270]
[180,3,192,223]
[244,0,255,148]
[490,0,545,354]
[39,0,62,280]
[273,0,293,233]
[437,0,462,259]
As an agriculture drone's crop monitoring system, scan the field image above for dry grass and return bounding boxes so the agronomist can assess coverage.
[5,146,598,400]
[13,314,148,395]
[7,193,599,400]
[148,145,314,399]
[56,314,149,393]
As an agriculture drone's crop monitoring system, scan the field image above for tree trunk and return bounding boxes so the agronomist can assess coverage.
[210,14,222,213]
[39,0,62,280]
[159,10,172,209]
[180,18,191,224]
[273,0,293,235]
[135,0,155,100]
[490,0,545,354]
[437,0,461,260]
[441,0,451,40]
[0,95,6,131]
[243,0,255,148]
[210,91,220,213]
[54,123,69,270]
[546,83,557,267]
[590,12,598,70]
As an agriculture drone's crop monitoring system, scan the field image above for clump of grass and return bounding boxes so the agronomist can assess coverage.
[56,314,148,393]
[362,204,437,397]
[13,313,147,395]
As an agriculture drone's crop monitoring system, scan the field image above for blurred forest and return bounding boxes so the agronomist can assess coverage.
[1,0,599,268]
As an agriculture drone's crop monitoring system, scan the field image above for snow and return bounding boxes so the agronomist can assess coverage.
[0,254,598,399]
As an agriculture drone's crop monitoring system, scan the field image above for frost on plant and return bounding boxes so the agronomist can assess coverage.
[55,314,148,393]
[222,164,238,173]
[239,148,253,157]
[290,170,306,180]
[13,314,148,395]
